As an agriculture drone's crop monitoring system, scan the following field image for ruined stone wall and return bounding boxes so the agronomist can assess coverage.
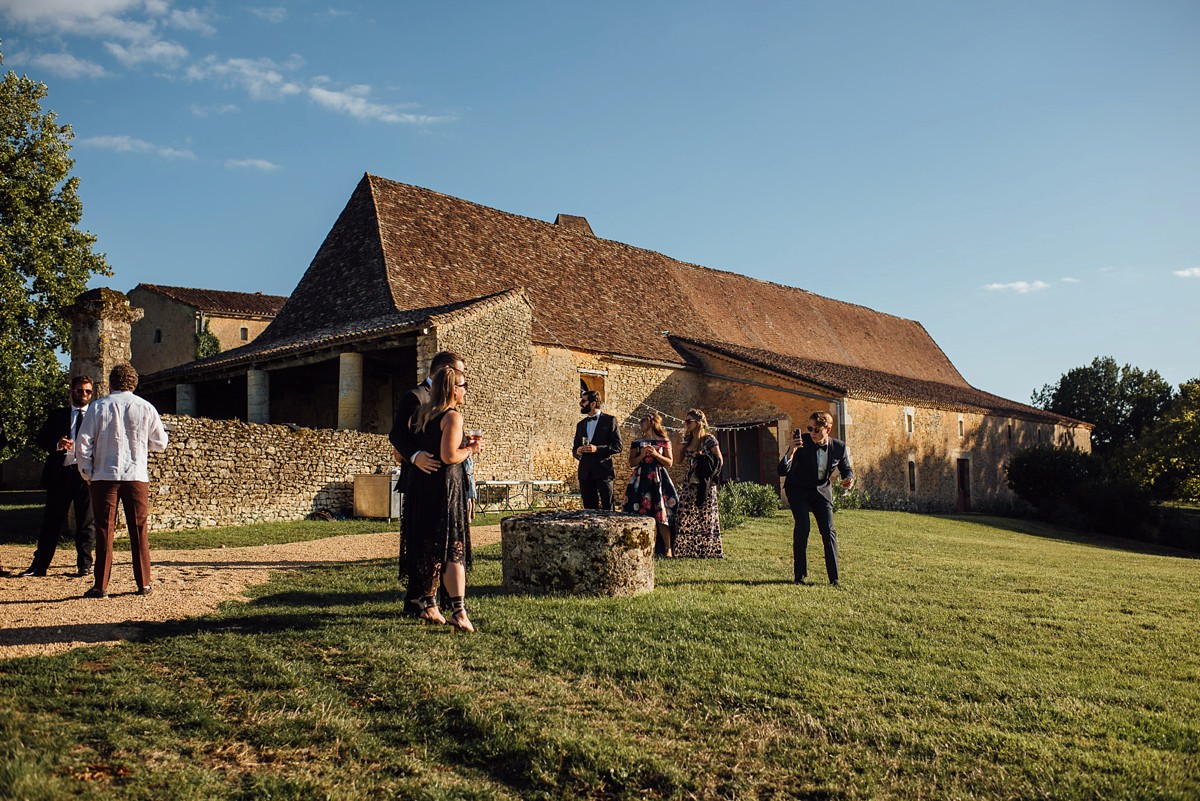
[147,414,394,530]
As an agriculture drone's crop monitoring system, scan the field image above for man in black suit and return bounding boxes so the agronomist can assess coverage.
[777,410,854,587]
[573,390,623,510]
[19,375,96,578]
[389,350,464,614]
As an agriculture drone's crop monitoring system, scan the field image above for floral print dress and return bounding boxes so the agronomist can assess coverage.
[674,433,724,558]
[622,438,678,527]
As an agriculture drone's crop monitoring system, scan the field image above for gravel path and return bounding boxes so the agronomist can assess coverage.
[0,525,501,661]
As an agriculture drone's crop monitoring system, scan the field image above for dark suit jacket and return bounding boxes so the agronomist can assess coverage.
[573,413,623,481]
[37,406,79,488]
[777,434,853,503]
[388,381,432,493]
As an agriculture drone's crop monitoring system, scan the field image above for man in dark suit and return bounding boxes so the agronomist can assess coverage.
[19,375,96,578]
[573,390,623,510]
[388,350,464,614]
[777,410,854,587]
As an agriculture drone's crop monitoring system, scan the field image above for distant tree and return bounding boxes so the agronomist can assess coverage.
[195,318,220,359]
[0,49,111,460]
[1133,379,1200,503]
[1033,356,1175,456]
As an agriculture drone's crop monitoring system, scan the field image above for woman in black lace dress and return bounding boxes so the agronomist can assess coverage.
[406,366,484,632]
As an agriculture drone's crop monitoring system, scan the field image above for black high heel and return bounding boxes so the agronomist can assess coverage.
[417,596,446,625]
[447,596,474,634]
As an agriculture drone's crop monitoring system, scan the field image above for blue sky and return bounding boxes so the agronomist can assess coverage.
[2,0,1197,404]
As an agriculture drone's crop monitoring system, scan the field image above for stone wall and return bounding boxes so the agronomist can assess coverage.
[528,346,703,487]
[128,289,197,376]
[426,291,535,483]
[147,414,394,530]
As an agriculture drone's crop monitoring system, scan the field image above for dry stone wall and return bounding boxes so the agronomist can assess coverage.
[147,414,394,530]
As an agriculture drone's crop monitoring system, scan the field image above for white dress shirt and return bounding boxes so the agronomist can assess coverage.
[76,391,168,482]
[63,404,89,468]
[584,414,600,441]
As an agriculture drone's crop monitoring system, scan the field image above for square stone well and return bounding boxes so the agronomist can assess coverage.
[500,510,655,596]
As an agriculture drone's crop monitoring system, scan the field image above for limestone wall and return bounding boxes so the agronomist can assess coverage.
[128,289,196,376]
[147,414,394,530]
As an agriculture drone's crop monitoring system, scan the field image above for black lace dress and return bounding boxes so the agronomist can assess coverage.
[401,410,472,594]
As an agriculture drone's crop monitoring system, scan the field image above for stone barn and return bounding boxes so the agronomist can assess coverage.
[139,173,1090,513]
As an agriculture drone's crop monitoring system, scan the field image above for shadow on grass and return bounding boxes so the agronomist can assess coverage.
[936,513,1200,559]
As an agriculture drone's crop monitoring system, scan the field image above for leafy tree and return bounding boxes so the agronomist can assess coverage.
[196,318,221,359]
[0,49,111,460]
[1134,379,1200,502]
[1033,356,1175,456]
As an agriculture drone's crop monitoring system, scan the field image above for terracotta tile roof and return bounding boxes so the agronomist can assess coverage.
[672,337,1087,426]
[143,289,526,386]
[134,284,287,317]
[267,174,970,387]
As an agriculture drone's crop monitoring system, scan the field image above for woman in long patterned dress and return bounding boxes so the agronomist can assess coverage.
[623,412,678,556]
[674,408,724,558]
[406,366,484,632]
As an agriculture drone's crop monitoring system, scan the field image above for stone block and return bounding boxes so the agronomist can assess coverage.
[501,510,655,597]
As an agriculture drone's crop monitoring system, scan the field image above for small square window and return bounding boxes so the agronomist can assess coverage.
[153,328,162,344]
[957,417,965,438]
[240,327,249,341]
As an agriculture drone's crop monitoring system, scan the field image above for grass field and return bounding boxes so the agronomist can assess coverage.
[1,509,1197,799]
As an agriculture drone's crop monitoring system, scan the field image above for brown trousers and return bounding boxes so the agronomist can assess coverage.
[90,480,152,592]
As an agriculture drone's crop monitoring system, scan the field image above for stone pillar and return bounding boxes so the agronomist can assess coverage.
[338,352,363,431]
[176,383,197,417]
[63,288,144,398]
[247,369,269,424]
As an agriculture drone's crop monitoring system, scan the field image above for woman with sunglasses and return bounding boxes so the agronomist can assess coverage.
[407,366,485,632]
[674,408,725,558]
[623,411,678,556]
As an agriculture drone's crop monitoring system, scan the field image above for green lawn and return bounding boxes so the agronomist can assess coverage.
[1,510,1197,799]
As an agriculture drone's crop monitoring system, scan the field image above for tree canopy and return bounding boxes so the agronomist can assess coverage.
[0,50,111,459]
[1032,356,1175,456]
[1134,379,1200,503]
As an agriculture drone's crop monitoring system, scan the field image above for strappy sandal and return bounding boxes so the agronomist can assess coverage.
[447,596,475,634]
[417,596,446,625]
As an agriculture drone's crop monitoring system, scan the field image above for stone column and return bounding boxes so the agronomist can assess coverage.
[63,288,144,398]
[176,383,197,417]
[338,352,363,431]
[247,369,269,424]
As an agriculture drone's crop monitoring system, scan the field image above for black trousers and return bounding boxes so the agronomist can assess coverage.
[580,476,615,511]
[785,486,838,584]
[32,465,95,573]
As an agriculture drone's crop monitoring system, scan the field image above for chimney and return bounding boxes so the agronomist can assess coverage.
[554,214,594,236]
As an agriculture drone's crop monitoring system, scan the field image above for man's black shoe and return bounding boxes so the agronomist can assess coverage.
[137,586,154,596]
[74,567,92,578]
[83,586,108,599]
[794,577,808,585]
[17,567,45,578]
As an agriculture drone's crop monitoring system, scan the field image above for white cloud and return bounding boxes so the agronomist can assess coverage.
[1060,277,1081,284]
[190,102,239,116]
[983,280,1050,294]
[1174,268,1200,279]
[308,84,450,124]
[78,134,196,159]
[186,55,303,100]
[24,51,108,78]
[0,0,157,42]
[248,6,287,23]
[167,7,216,34]
[225,158,281,171]
[105,37,188,66]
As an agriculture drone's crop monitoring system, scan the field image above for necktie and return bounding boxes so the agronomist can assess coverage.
[73,408,83,439]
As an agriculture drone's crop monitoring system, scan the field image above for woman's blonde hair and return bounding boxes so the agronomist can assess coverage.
[683,408,710,445]
[640,412,668,440]
[415,366,463,432]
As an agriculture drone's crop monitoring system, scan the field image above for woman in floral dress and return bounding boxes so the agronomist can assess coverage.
[623,412,678,556]
[674,408,724,558]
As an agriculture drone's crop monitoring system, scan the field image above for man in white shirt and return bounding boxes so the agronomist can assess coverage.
[75,363,169,598]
